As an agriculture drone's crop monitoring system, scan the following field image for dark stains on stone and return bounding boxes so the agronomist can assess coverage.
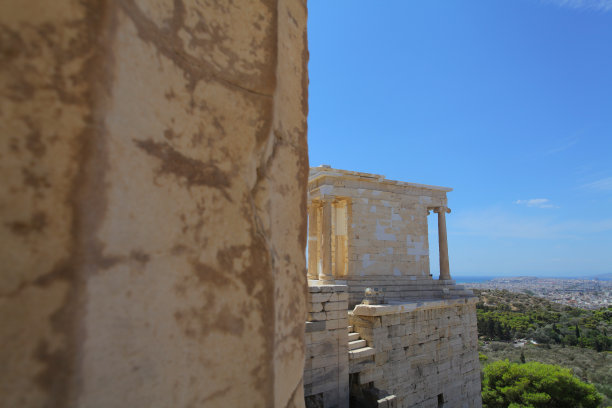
[8,137,20,153]
[130,250,150,264]
[214,311,245,336]
[24,119,46,158]
[118,0,276,96]
[33,340,76,401]
[301,18,310,119]
[164,88,176,100]
[191,259,233,288]
[28,259,80,406]
[171,244,187,255]
[7,211,47,236]
[174,283,186,296]
[22,168,51,190]
[163,128,179,140]
[201,386,232,405]
[296,138,309,251]
[26,0,119,404]
[190,129,204,147]
[134,138,232,200]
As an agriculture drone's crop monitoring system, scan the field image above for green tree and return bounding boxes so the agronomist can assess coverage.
[482,360,602,408]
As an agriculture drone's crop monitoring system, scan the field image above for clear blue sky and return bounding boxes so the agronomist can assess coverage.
[307,0,612,278]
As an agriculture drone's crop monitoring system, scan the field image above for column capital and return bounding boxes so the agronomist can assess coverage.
[308,199,322,209]
[432,206,451,214]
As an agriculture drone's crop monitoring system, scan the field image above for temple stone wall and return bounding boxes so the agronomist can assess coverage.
[347,187,433,278]
[304,284,350,408]
[0,1,308,407]
[349,299,482,408]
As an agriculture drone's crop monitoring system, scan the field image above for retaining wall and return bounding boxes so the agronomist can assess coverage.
[349,298,482,408]
[304,284,350,408]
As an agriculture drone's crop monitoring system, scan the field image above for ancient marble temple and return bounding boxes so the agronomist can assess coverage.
[307,166,472,307]
[303,166,481,408]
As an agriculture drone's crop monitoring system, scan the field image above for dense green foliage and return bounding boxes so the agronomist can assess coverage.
[480,342,612,406]
[474,289,612,351]
[482,360,603,408]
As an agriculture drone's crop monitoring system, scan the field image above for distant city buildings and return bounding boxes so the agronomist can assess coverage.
[466,277,612,310]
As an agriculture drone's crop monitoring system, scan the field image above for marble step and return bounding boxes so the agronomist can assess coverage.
[348,332,360,342]
[349,346,375,360]
[349,339,366,350]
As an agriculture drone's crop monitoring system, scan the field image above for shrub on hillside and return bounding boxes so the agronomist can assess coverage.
[482,360,602,408]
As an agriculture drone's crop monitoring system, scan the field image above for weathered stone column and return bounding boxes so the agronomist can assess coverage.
[434,206,452,280]
[0,1,308,407]
[319,198,335,282]
[307,202,319,280]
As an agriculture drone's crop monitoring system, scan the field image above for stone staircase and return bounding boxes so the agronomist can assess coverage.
[347,325,397,408]
[348,325,375,360]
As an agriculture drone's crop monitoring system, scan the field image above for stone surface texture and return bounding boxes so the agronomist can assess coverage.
[349,298,482,408]
[0,0,308,407]
[304,283,350,408]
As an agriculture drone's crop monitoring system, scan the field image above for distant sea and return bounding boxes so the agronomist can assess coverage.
[454,276,495,284]
[452,274,612,282]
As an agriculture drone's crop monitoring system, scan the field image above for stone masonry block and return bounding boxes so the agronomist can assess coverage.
[359,367,383,384]
[326,310,346,320]
[326,318,349,330]
[390,337,403,349]
[381,339,393,352]
[375,352,389,366]
[323,390,339,408]
[310,380,336,396]
[320,285,348,293]
[310,293,332,303]
[325,301,348,311]
[305,321,326,333]
[381,314,400,326]
[307,338,338,356]
[309,302,324,313]
[349,356,375,374]
[308,312,326,322]
[389,324,406,337]
[351,314,382,328]
[389,349,405,362]
[310,330,329,342]
[308,285,322,293]
[330,292,349,302]
[311,354,338,370]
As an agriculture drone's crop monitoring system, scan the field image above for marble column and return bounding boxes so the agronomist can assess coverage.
[434,206,452,280]
[0,0,309,406]
[319,198,334,282]
[307,202,319,280]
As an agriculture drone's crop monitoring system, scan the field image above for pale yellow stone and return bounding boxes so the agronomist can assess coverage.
[0,0,308,407]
